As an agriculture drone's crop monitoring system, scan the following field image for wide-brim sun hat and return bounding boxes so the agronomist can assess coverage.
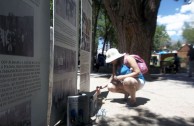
[106,48,125,63]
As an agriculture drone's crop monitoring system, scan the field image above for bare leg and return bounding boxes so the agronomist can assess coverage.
[107,80,128,94]
[123,77,141,103]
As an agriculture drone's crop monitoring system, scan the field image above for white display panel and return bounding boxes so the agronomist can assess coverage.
[0,0,50,125]
[80,0,92,92]
[51,0,79,125]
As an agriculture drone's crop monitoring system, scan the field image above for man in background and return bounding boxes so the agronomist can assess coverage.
[187,44,194,77]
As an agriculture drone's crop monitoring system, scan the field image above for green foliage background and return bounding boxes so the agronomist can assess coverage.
[182,22,194,44]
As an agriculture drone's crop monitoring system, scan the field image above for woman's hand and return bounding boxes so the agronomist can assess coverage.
[114,75,123,81]
[98,84,107,89]
[113,75,117,80]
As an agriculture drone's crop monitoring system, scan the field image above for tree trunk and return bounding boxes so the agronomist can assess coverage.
[103,0,161,72]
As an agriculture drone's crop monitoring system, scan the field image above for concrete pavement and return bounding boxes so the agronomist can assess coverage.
[89,73,194,126]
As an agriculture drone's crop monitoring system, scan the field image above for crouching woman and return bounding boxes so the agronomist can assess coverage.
[101,48,145,105]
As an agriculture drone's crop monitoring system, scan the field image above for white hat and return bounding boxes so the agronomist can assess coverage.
[105,48,125,63]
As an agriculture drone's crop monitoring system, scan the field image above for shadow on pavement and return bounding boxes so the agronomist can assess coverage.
[108,98,126,104]
[136,97,150,106]
[109,97,150,107]
[97,108,194,126]
[166,73,194,83]
[148,73,194,87]
[93,74,111,79]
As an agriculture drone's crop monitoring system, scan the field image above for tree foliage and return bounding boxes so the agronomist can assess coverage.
[153,25,170,51]
[171,41,182,50]
[92,1,118,54]
[182,22,194,44]
[96,6,117,53]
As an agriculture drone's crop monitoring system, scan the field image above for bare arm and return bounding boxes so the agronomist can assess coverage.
[100,65,115,89]
[116,55,140,80]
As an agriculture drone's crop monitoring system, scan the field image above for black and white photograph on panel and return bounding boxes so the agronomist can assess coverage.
[56,0,77,26]
[81,11,91,52]
[0,0,34,57]
[0,101,31,126]
[54,45,76,73]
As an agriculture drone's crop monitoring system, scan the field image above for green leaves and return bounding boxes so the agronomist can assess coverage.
[182,22,194,44]
[95,3,117,51]
[153,25,170,51]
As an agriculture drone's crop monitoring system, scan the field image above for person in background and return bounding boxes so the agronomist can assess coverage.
[173,53,180,73]
[152,56,158,66]
[100,48,145,106]
[187,44,194,77]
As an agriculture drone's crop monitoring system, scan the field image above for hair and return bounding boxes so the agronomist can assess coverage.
[115,56,124,69]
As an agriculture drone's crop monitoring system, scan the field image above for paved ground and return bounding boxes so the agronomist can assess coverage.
[89,73,194,126]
